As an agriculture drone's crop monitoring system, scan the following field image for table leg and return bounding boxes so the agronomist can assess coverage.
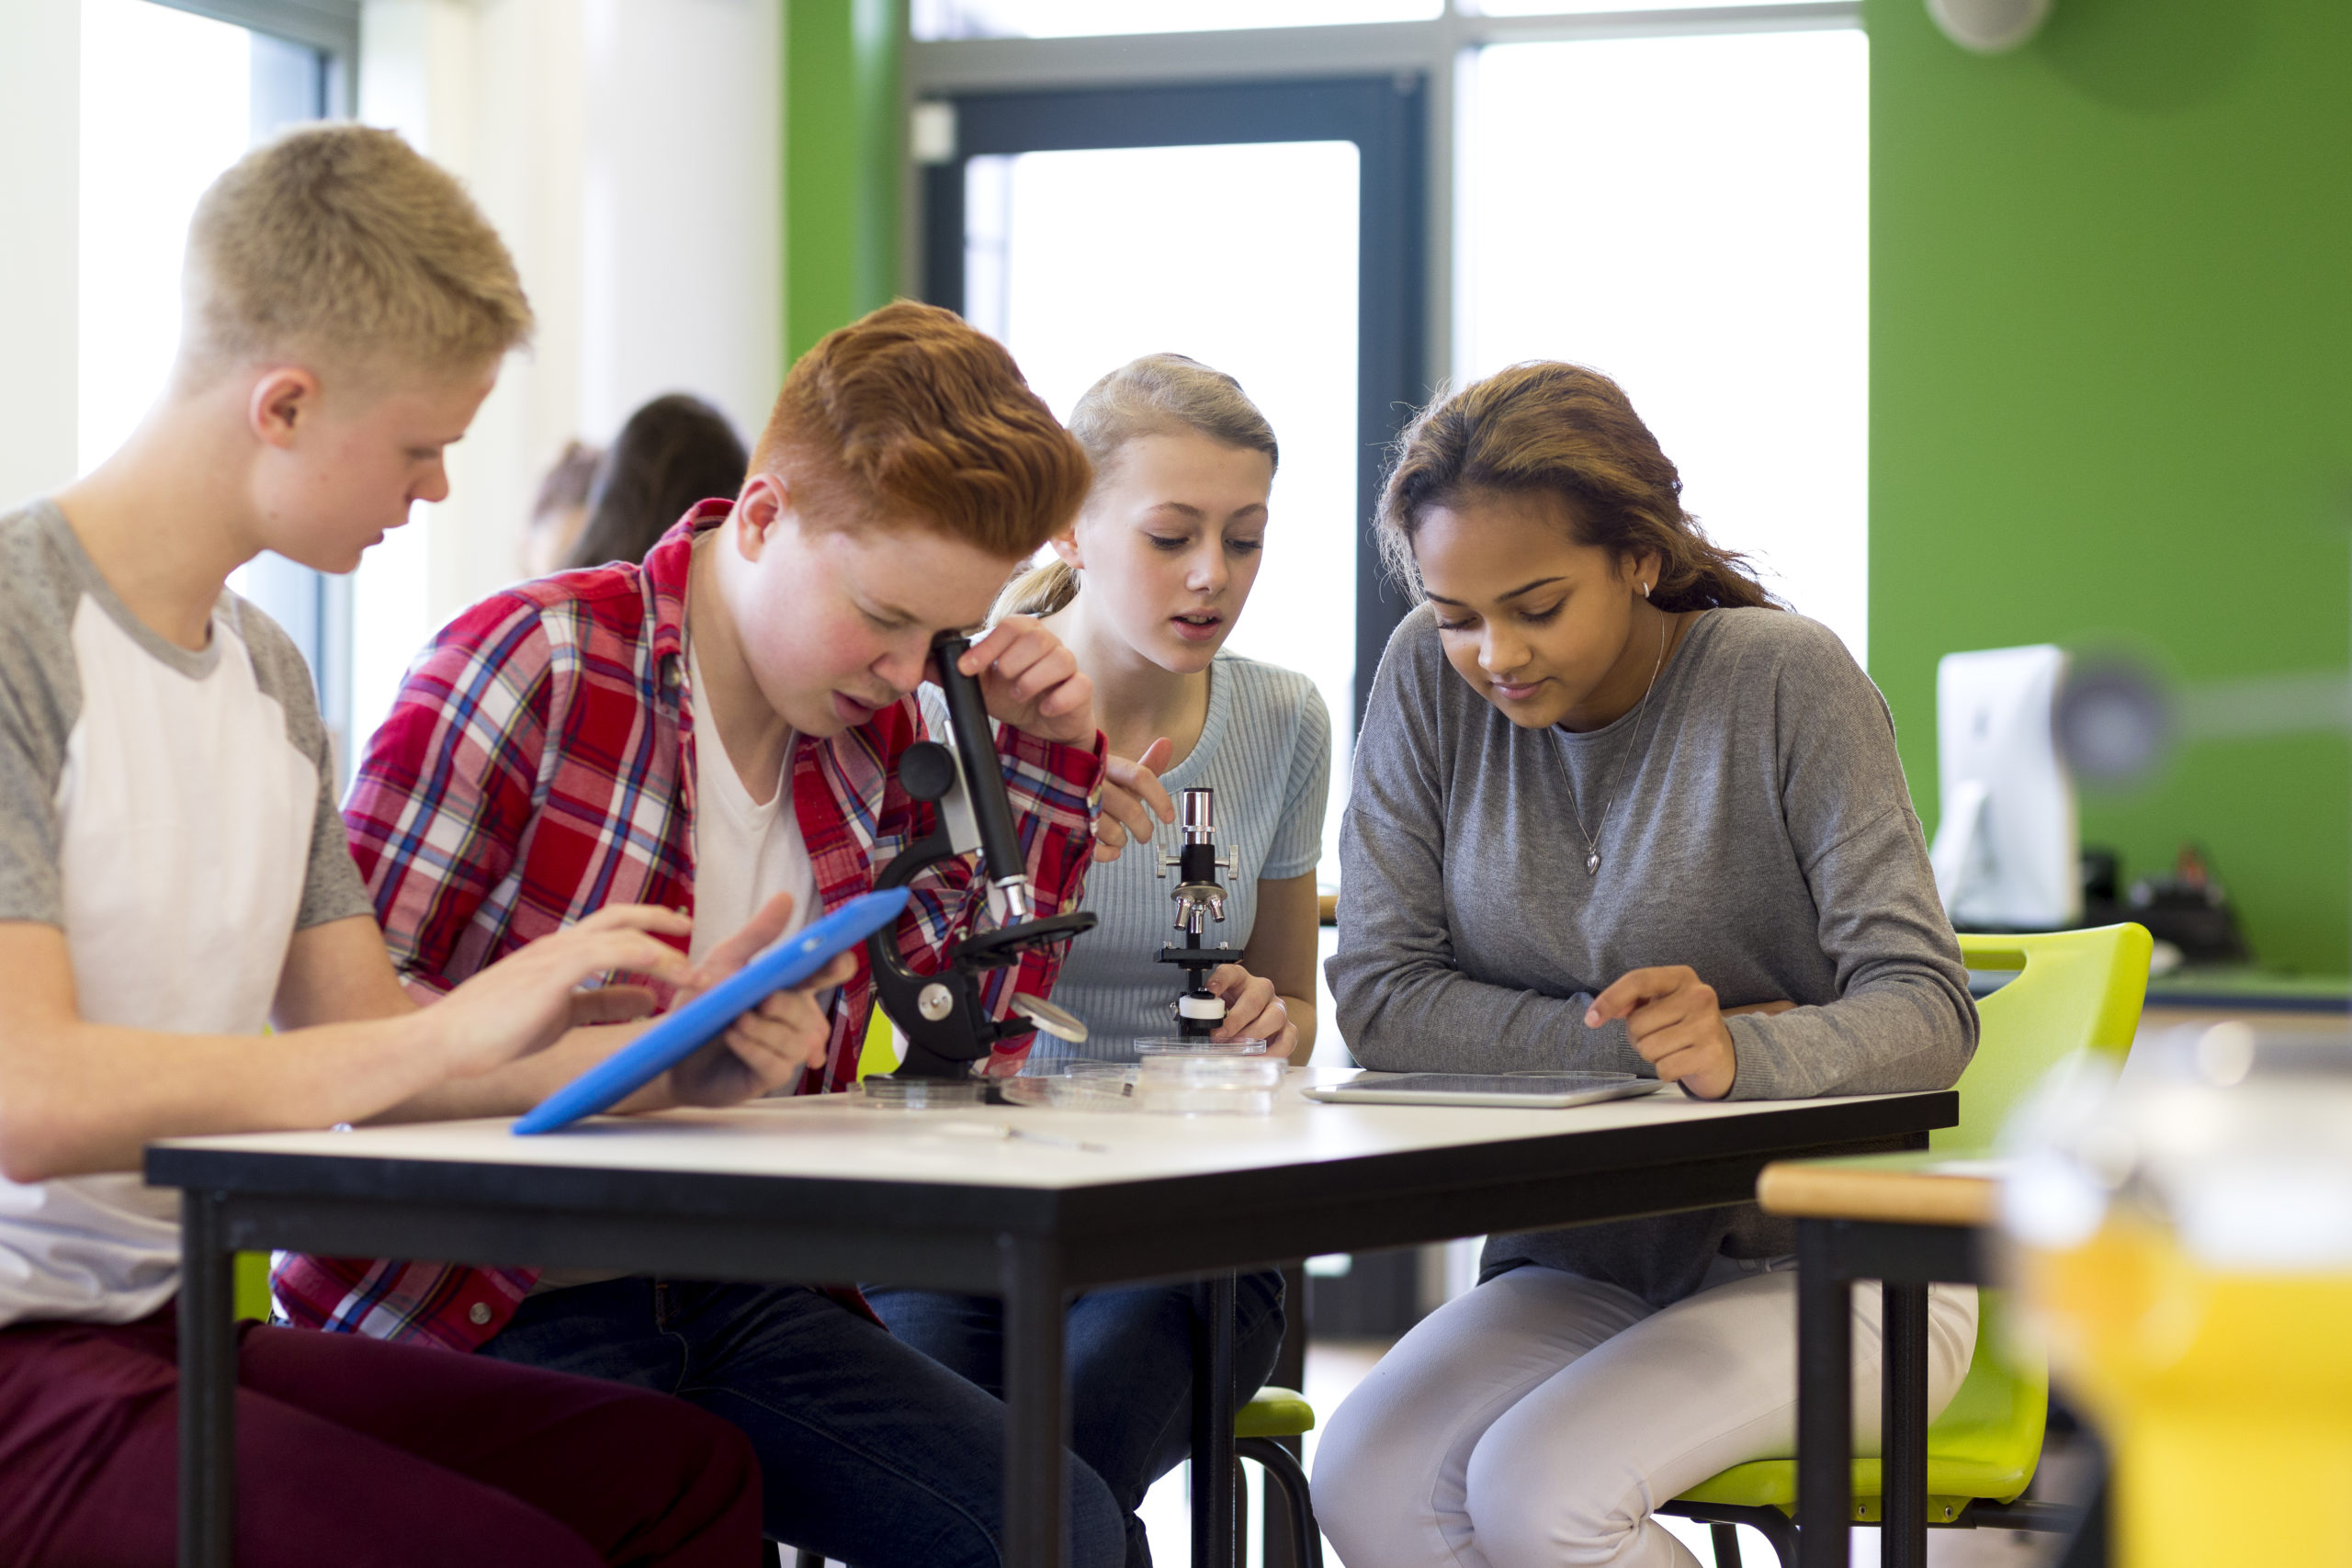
[1001,1235,1069,1568]
[1882,1281,1930,1568]
[1796,1220,1851,1568]
[1262,1263,1309,1568]
[1191,1271,1239,1568]
[178,1190,235,1568]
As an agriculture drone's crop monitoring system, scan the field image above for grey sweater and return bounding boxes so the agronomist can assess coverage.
[1329,604,1975,1306]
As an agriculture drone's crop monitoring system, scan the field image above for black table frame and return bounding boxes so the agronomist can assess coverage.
[150,1092,1952,1568]
[1794,1216,1985,1568]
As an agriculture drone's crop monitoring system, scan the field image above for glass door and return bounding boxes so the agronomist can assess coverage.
[922,76,1429,878]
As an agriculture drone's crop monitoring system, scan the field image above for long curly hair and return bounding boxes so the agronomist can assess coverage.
[1377,361,1774,613]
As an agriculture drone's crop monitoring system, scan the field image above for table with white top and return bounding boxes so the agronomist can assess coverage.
[147,1072,1956,1568]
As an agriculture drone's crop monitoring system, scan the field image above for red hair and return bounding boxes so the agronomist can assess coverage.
[752,301,1091,558]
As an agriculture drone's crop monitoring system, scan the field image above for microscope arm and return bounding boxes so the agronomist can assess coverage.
[864,633,1097,1080]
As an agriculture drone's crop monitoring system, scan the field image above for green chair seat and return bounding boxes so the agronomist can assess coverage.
[1670,924,2149,1561]
[1676,1290,2046,1517]
[1238,1386,1316,1439]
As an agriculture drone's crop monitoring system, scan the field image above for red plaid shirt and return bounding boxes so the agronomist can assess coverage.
[273,504,1105,1350]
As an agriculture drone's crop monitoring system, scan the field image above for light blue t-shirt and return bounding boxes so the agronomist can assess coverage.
[1037,651,1331,1063]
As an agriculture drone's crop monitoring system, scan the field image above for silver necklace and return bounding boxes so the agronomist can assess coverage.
[1559,615,1668,877]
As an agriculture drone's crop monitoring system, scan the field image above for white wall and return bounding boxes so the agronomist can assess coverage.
[350,0,783,739]
[581,0,783,443]
[0,1,81,510]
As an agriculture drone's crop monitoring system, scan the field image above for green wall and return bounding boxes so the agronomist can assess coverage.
[786,0,903,364]
[1867,0,2352,972]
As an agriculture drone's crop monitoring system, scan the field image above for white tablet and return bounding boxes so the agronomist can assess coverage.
[1304,1072,1669,1109]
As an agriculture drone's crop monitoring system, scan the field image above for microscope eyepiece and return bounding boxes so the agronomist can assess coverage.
[1180,787,1216,843]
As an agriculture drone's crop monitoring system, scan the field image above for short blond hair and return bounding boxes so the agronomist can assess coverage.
[182,123,532,383]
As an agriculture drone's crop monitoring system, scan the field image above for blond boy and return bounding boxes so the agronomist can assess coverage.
[0,126,786,1566]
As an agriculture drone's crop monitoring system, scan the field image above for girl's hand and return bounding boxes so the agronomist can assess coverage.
[1584,965,1742,1100]
[1094,737,1176,863]
[430,904,695,1077]
[950,616,1096,747]
[664,892,857,1107]
[1206,964,1296,1058]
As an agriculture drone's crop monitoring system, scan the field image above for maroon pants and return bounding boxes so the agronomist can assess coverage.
[0,1309,763,1568]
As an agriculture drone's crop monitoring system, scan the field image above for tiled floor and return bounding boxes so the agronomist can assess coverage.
[1141,1339,2093,1568]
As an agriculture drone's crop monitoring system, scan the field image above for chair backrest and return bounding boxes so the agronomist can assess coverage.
[857,1006,899,1079]
[1940,924,2152,1153]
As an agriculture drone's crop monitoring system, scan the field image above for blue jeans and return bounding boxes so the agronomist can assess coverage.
[865,1272,1287,1568]
[480,1278,1125,1568]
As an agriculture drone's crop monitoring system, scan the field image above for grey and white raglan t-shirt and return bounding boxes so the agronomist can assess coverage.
[0,500,372,1329]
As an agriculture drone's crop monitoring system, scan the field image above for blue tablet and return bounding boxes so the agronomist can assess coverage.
[514,887,912,1135]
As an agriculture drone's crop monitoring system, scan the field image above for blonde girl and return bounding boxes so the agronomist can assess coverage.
[871,355,1329,1566]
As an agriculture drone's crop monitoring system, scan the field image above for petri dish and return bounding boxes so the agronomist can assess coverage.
[1048,1072,1139,1111]
[1135,1036,1272,1057]
[1136,1053,1281,1115]
[857,1077,988,1111]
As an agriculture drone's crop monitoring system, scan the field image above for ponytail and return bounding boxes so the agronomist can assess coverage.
[997,557,1080,620]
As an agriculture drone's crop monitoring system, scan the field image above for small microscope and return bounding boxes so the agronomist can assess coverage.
[865,630,1095,1084]
[1156,787,1249,1039]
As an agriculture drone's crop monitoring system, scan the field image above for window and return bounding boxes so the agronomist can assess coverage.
[1475,0,1819,13]
[964,139,1364,875]
[915,2,1871,818]
[916,0,1440,41]
[1459,28,1870,659]
[76,0,350,764]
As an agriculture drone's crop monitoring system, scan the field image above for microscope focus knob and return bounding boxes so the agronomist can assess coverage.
[917,982,956,1021]
[899,741,958,804]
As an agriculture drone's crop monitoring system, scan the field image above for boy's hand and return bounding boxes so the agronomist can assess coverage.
[1205,964,1296,1058]
[1095,738,1177,862]
[430,905,695,1078]
[951,616,1096,747]
[665,892,856,1107]
[1584,965,1743,1100]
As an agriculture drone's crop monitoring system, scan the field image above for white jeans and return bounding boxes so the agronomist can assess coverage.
[1310,1260,1979,1568]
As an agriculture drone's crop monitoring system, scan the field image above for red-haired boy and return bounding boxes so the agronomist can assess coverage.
[277,303,1128,1566]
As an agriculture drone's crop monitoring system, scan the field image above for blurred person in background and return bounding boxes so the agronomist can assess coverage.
[564,393,750,570]
[522,439,602,577]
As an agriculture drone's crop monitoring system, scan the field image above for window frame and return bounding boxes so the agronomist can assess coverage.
[921,76,1429,722]
[128,0,360,776]
[908,1,1862,724]
[145,0,357,78]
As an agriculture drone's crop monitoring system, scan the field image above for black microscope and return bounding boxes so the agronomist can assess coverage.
[1155,787,1248,1039]
[864,630,1095,1087]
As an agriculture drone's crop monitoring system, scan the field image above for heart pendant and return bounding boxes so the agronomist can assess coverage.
[1585,852,1600,876]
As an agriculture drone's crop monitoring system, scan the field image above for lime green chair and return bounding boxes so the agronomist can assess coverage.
[857,1005,900,1080]
[1238,1385,1324,1567]
[233,1250,273,1322]
[1663,923,2152,1566]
